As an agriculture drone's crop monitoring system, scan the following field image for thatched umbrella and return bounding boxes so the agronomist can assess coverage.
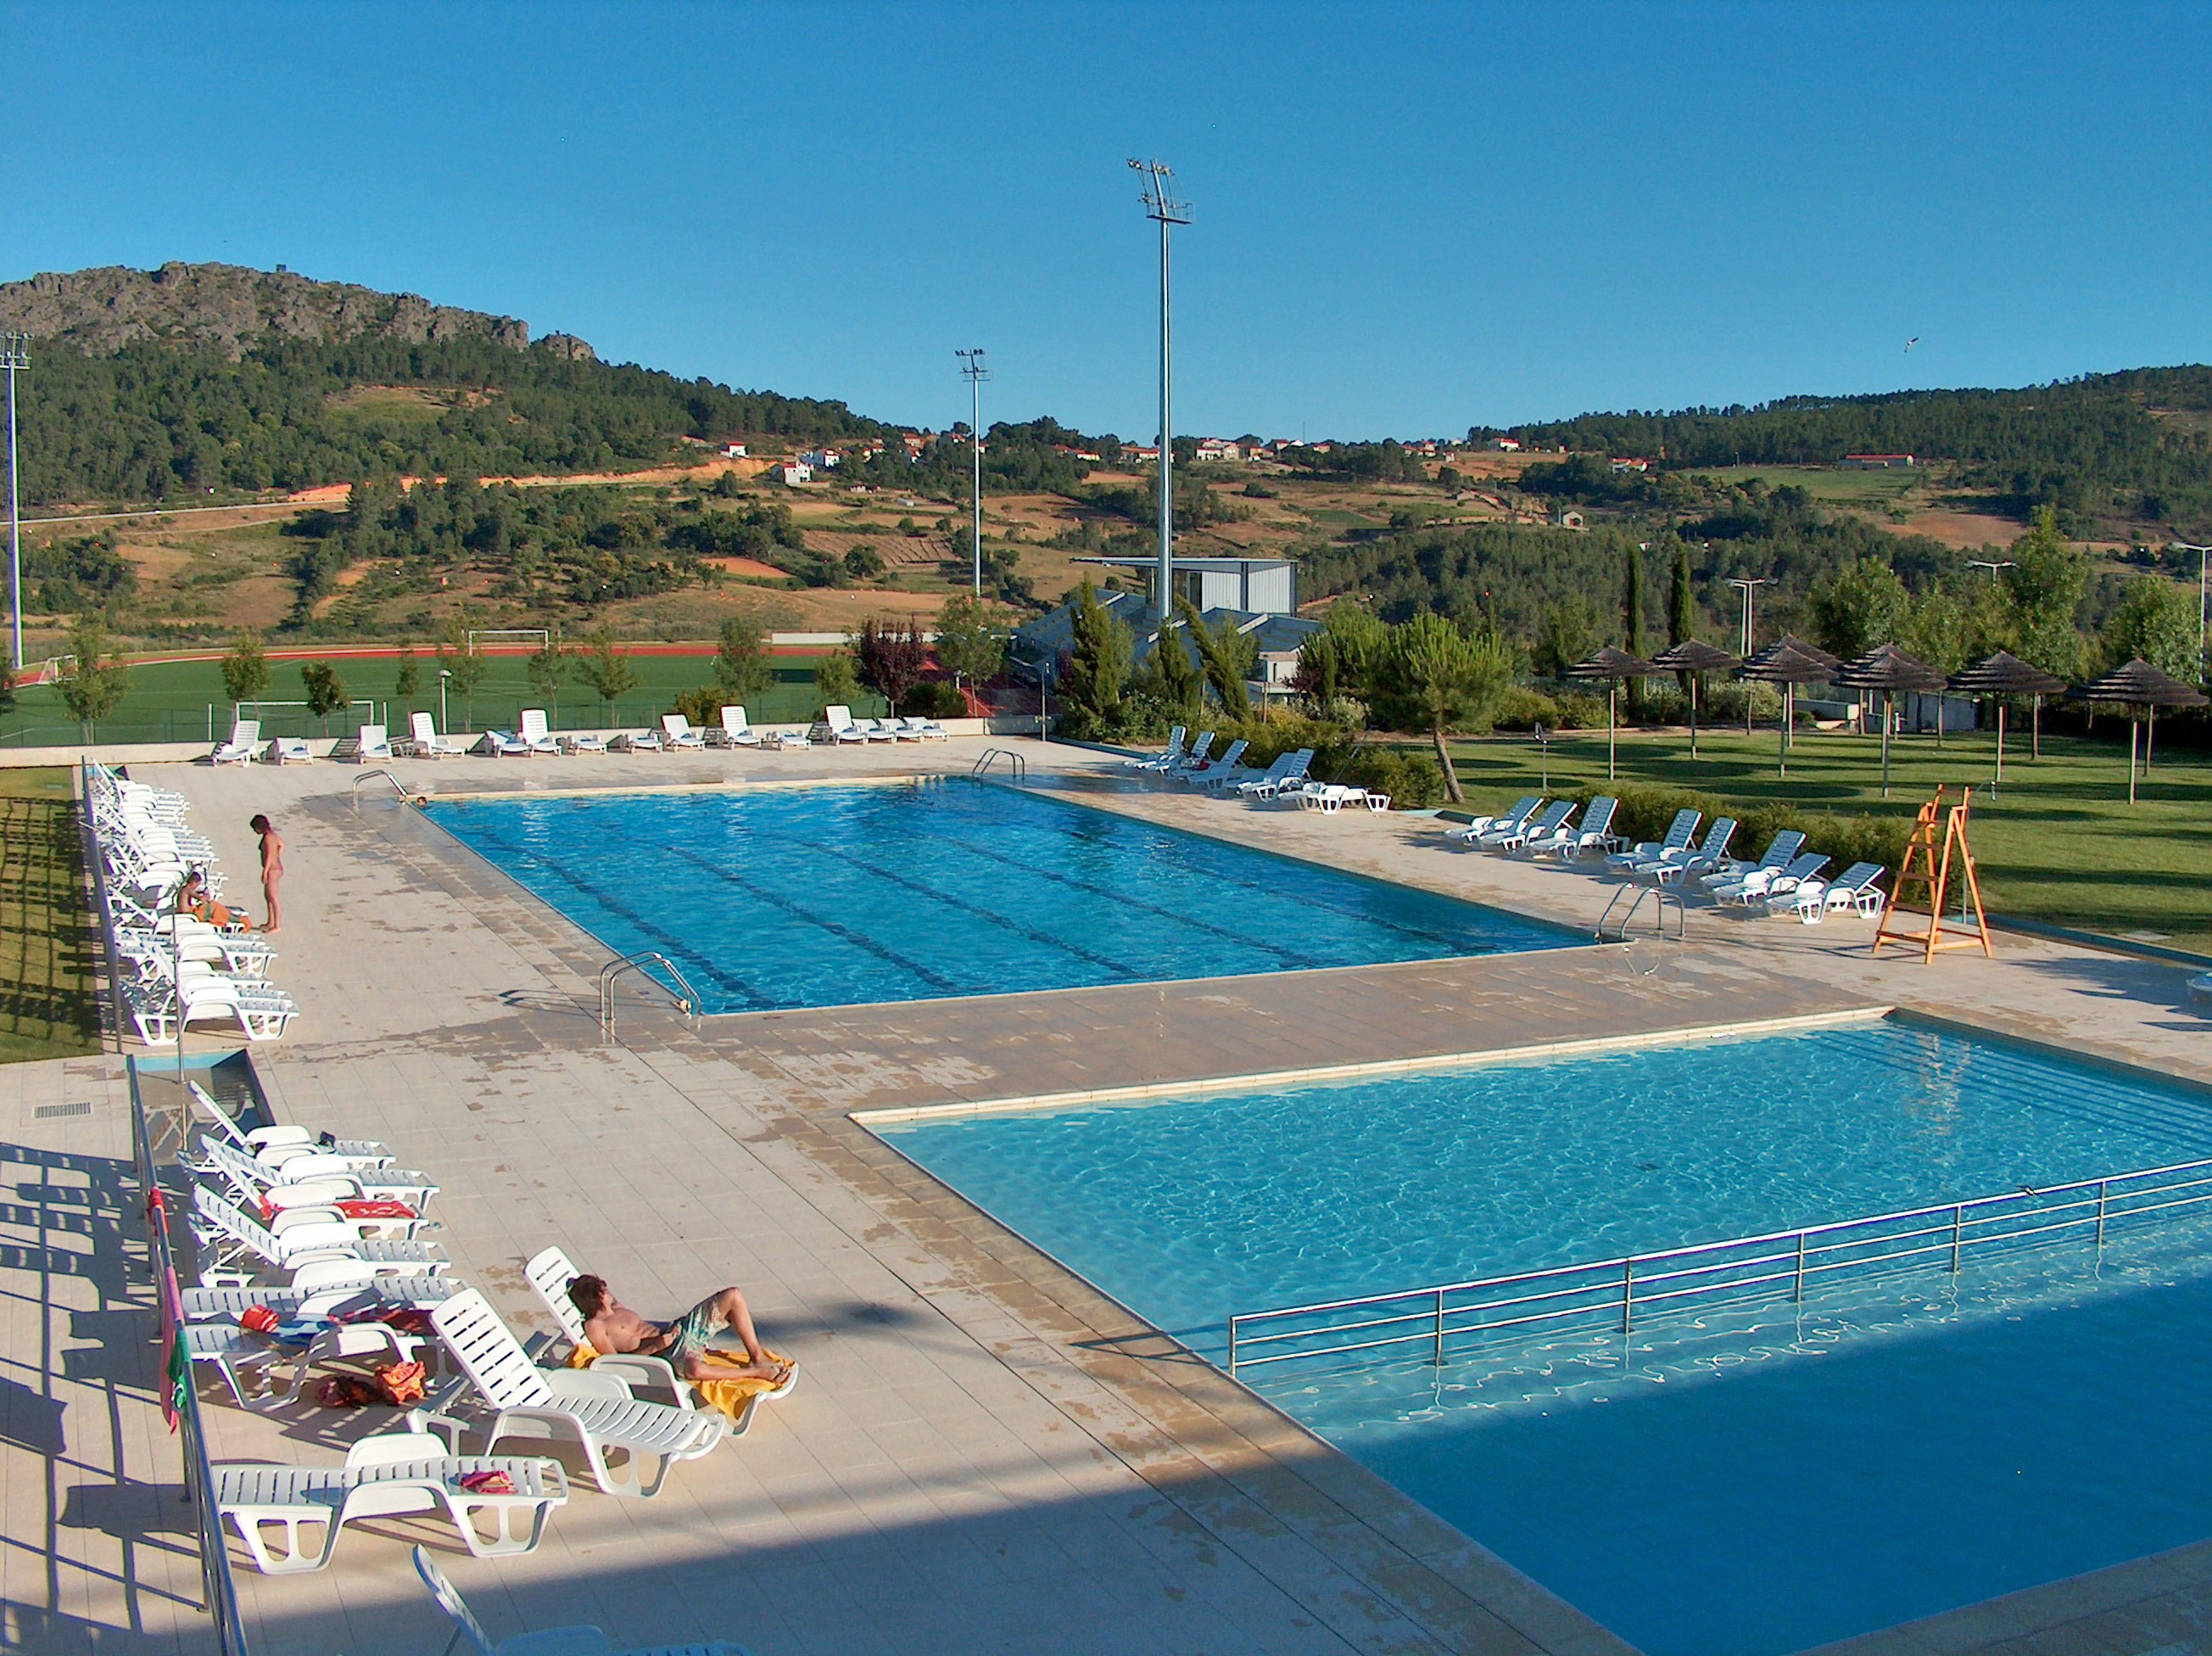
[1649,639,1740,758]
[1835,643,1947,797]
[1948,651,2065,784]
[1737,641,1832,778]
[2070,658,2209,803]
[1566,646,1659,780]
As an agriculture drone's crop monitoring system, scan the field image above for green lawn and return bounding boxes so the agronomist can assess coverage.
[0,769,103,1064]
[0,652,886,748]
[1441,722,2212,955]
[1693,463,1923,506]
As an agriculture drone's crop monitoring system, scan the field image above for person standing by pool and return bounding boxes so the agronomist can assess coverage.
[250,814,284,933]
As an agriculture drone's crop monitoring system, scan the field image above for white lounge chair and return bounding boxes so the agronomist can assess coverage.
[473,730,533,758]
[1126,726,1186,770]
[1605,809,1701,876]
[1241,748,1315,798]
[1175,736,1247,783]
[1701,830,1807,889]
[661,713,707,750]
[414,1545,747,1656]
[608,725,663,752]
[210,719,261,765]
[190,1184,449,1278]
[1538,797,1621,860]
[351,724,394,762]
[1487,799,1574,853]
[1444,796,1540,846]
[402,712,468,758]
[1636,818,1738,887]
[522,1245,786,1431]
[187,1314,434,1413]
[1159,731,1215,775]
[180,1272,459,1325]
[123,976,297,1044]
[707,705,762,747]
[1715,851,1829,909]
[263,736,315,764]
[215,1435,568,1574]
[517,710,562,757]
[821,705,869,745]
[187,1080,394,1167]
[1787,861,1887,923]
[413,1290,727,1498]
[194,1135,439,1219]
[901,714,950,741]
[771,726,810,749]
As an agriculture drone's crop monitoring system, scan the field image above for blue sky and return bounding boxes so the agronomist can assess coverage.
[7,2,2209,440]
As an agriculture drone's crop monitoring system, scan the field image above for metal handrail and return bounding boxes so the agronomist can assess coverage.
[1227,1154,2212,1376]
[125,1055,252,1653]
[349,769,416,806]
[970,747,1028,780]
[598,951,703,1043]
[1595,883,1685,944]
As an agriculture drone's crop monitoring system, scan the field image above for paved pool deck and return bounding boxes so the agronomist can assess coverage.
[8,737,2212,1656]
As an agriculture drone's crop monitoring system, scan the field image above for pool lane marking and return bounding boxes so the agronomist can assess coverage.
[727,824,1149,984]
[452,828,779,1011]
[661,845,973,998]
[921,828,1328,972]
[851,1006,1896,1123]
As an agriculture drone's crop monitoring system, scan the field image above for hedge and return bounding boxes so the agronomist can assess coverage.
[1539,783,1913,877]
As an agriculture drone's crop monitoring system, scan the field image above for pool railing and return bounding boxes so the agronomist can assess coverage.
[1226,1153,2212,1378]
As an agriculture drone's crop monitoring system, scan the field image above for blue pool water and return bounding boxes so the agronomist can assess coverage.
[878,1021,2212,1655]
[433,780,1571,1011]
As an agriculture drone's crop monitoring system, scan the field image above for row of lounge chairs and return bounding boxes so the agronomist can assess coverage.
[176,1082,787,1611]
[1122,728,1386,812]
[1444,795,1888,923]
[86,763,300,1043]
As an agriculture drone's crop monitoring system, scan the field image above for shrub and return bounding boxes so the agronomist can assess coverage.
[1703,680,1785,724]
[672,685,724,727]
[1549,783,1913,878]
[1322,744,1444,808]
[1553,691,1611,730]
[1493,685,1562,732]
[904,680,968,719]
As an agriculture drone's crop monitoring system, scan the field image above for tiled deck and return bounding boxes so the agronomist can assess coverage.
[8,739,2212,1655]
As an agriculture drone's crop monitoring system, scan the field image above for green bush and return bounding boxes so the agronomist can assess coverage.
[1554,691,1611,730]
[1322,744,1444,808]
[1493,685,1562,731]
[1549,782,1913,877]
[903,680,968,719]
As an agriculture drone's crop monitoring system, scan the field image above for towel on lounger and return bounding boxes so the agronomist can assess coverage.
[566,1339,794,1423]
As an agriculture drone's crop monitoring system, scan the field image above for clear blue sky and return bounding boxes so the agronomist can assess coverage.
[8,2,2209,441]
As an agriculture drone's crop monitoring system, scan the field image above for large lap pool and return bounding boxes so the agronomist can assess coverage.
[876,1018,2212,1656]
[433,780,1572,1012]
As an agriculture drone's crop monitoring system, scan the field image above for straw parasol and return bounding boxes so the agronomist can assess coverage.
[1947,650,2065,783]
[1566,646,1659,780]
[2070,658,2209,803]
[1649,640,1740,758]
[1737,641,1833,777]
[1835,643,1947,797]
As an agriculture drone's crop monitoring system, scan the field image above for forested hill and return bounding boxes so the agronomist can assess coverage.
[0,262,878,505]
[1494,367,2212,534]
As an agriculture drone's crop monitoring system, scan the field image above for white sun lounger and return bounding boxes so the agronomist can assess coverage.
[1635,818,1738,886]
[1488,799,1574,853]
[262,736,315,764]
[1605,809,1701,876]
[1175,736,1247,783]
[707,705,762,747]
[1239,749,1314,798]
[1539,796,1622,860]
[187,1314,435,1413]
[194,1135,439,1219]
[413,1290,727,1498]
[1714,851,1829,909]
[401,712,468,758]
[210,719,261,765]
[1444,796,1540,846]
[1701,830,1806,888]
[1126,726,1186,769]
[413,1545,746,1656]
[821,705,869,744]
[1787,861,1888,923]
[190,1183,449,1277]
[180,1273,460,1325]
[216,1435,568,1574]
[187,1080,393,1167]
[517,710,562,756]
[662,713,707,750]
[901,714,950,741]
[338,723,394,763]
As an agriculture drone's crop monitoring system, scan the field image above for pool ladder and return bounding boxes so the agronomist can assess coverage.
[599,951,703,1043]
[349,769,418,808]
[970,747,1029,782]
[1595,883,1685,945]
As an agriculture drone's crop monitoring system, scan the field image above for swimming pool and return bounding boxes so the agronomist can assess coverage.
[433,780,1573,1012]
[875,1018,2212,1655]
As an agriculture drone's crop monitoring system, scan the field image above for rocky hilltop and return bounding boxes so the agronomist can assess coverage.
[0,261,594,361]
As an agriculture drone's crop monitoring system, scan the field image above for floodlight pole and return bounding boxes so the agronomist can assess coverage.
[2173,541,2212,676]
[3,332,28,673]
[957,350,990,598]
[1131,159,1191,631]
[1727,578,1766,736]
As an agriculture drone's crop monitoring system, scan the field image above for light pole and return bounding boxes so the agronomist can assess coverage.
[956,349,990,598]
[1131,159,1191,627]
[2172,541,2212,674]
[438,668,452,734]
[3,331,28,673]
[1727,577,1767,736]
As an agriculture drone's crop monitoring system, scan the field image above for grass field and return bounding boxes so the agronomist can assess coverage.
[1441,723,2212,955]
[0,652,889,748]
[1694,464,1924,506]
[0,769,102,1065]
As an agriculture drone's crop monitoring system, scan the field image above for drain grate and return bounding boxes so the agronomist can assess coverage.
[34,1101,92,1120]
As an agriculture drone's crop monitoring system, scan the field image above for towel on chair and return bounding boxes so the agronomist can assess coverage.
[566,1339,794,1423]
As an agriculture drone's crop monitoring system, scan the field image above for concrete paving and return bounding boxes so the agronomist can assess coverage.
[8,739,2211,1656]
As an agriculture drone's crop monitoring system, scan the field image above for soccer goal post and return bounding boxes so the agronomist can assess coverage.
[466,629,554,657]
[26,655,76,686]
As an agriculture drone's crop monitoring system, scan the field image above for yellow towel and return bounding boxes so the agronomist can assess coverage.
[566,1340,792,1424]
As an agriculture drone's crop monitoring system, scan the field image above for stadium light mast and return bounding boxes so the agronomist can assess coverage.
[3,331,27,672]
[956,349,990,598]
[2171,541,2212,672]
[1130,159,1190,627]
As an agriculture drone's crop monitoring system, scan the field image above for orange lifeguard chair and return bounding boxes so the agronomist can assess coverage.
[1873,785,1993,963]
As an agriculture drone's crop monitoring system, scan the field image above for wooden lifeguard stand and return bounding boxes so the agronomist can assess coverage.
[1873,785,1993,963]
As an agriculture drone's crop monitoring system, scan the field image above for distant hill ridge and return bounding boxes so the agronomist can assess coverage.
[0,260,595,362]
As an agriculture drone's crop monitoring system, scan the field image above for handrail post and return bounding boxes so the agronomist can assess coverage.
[1950,1204,1963,1273]
[1621,1259,1634,1339]
[2096,1179,2108,1251]
[1793,1230,1807,1302]
[1433,1288,1446,1367]
[1227,1317,1238,1377]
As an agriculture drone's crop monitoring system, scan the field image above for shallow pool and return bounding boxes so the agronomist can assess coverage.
[433,780,1573,1012]
[878,1019,2212,1655]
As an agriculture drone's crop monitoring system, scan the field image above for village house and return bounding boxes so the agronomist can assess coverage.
[719,441,748,458]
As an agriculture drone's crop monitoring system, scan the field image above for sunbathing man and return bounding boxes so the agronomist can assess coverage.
[570,1273,790,1385]
[176,870,254,932]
